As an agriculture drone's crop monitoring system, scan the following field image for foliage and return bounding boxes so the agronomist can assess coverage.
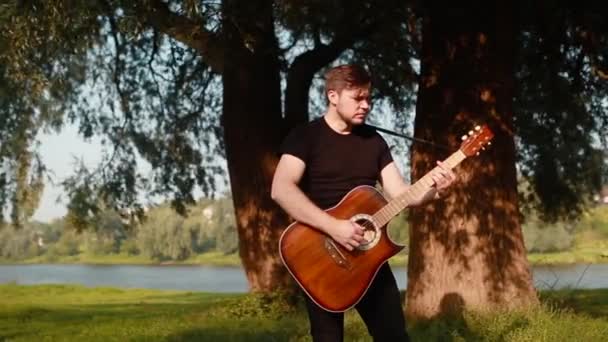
[0,196,239,263]
[82,209,127,255]
[522,206,608,254]
[46,230,80,258]
[576,205,608,239]
[0,0,93,226]
[0,226,43,260]
[514,2,608,221]
[0,0,421,230]
[136,205,193,261]
[135,198,235,260]
[387,211,409,246]
[1,0,226,227]
[4,199,608,265]
[218,290,304,320]
[210,197,238,254]
[119,237,139,255]
[522,216,575,253]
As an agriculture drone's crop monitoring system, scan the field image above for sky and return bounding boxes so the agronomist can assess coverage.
[32,124,103,222]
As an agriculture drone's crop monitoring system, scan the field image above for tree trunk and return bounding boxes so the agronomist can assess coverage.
[406,2,538,319]
[221,0,292,291]
[220,1,349,292]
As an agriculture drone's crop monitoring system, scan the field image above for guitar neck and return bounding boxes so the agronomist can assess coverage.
[372,150,467,227]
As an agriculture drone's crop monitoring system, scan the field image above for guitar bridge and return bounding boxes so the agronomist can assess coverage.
[324,238,352,270]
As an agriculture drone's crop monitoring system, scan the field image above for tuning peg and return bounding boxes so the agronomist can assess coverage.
[469,130,474,135]
[461,135,468,141]
[475,125,481,131]
[476,152,480,156]
[487,141,492,146]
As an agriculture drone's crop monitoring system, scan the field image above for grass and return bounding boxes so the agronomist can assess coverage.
[1,284,607,341]
[0,284,304,341]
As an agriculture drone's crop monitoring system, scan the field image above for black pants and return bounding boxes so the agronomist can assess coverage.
[304,263,409,342]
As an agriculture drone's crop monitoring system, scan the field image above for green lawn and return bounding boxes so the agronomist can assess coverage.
[1,284,607,341]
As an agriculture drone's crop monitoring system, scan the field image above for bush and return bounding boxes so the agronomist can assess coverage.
[0,226,43,260]
[586,206,608,238]
[522,218,575,253]
[48,231,80,256]
[218,291,304,320]
[216,224,238,254]
[83,232,119,255]
[387,212,409,245]
[119,238,139,255]
[136,207,195,261]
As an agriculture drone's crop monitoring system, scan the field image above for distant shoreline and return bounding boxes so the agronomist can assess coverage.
[1,250,607,267]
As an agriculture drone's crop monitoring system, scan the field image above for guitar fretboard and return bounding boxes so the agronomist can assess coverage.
[372,150,467,227]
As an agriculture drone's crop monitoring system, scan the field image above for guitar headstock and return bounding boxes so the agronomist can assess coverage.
[460,124,494,157]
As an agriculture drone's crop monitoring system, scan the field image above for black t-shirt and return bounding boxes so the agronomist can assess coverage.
[280,117,393,209]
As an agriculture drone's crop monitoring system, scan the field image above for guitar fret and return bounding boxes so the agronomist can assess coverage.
[374,150,467,227]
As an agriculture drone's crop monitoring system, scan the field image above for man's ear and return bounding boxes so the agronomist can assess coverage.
[327,89,338,105]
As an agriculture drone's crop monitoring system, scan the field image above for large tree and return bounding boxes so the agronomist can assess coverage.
[407,1,608,318]
[407,2,535,318]
[1,0,607,318]
[0,0,416,290]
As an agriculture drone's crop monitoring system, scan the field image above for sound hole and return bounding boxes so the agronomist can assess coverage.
[354,218,377,245]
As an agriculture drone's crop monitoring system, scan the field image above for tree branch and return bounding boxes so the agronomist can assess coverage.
[594,67,608,80]
[133,0,225,74]
[284,21,380,128]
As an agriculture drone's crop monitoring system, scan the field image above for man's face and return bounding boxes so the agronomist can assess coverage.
[328,86,371,125]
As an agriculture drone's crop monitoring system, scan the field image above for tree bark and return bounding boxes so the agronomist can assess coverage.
[406,2,538,319]
[221,0,292,291]
[220,1,361,291]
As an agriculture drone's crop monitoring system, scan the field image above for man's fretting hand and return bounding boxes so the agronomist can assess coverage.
[431,161,456,191]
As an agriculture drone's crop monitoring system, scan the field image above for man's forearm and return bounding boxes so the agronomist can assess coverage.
[271,182,337,234]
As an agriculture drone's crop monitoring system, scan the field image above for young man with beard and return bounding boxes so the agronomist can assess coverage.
[271,64,456,341]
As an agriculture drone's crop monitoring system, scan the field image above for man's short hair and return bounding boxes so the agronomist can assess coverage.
[324,64,371,95]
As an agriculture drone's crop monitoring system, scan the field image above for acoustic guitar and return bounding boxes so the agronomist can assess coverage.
[278,125,494,312]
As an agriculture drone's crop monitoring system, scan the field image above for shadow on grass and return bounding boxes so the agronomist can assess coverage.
[0,302,221,342]
[1,291,308,341]
[408,292,482,341]
[7,302,217,324]
[165,327,300,342]
[0,334,20,342]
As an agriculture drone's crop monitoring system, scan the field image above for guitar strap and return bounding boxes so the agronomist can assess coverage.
[365,124,451,151]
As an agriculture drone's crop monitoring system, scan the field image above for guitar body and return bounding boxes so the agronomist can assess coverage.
[279,185,405,312]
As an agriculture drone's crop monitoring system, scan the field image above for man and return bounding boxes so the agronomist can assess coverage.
[271,64,456,341]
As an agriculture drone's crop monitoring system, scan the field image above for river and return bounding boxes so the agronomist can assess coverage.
[1,264,607,292]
